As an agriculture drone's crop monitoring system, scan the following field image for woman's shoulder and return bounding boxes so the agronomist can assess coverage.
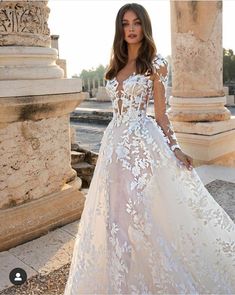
[149,53,168,82]
[152,53,168,70]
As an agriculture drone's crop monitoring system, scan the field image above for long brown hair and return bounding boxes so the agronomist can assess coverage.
[104,3,157,80]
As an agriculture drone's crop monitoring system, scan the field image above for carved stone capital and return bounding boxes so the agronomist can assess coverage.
[0,1,50,47]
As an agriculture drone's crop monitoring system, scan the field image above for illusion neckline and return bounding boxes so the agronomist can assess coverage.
[114,71,136,85]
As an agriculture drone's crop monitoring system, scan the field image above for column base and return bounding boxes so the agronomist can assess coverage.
[0,177,85,252]
[172,116,235,168]
[168,96,231,122]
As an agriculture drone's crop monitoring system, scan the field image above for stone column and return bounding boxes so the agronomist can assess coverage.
[0,1,85,251]
[169,0,235,167]
[169,0,230,121]
[51,34,67,78]
[87,78,91,92]
[51,35,59,55]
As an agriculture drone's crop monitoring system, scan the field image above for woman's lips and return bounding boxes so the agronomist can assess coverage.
[128,34,137,38]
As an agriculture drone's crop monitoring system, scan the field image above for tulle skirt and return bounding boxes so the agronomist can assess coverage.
[64,115,235,295]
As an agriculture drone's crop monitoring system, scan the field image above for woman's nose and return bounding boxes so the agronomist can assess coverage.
[129,24,134,31]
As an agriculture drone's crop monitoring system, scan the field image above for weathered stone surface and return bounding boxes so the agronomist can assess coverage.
[168,1,235,167]
[56,59,67,78]
[168,96,231,122]
[169,1,229,122]
[71,151,86,165]
[226,95,235,106]
[172,116,235,135]
[0,78,82,98]
[72,162,95,188]
[175,128,235,168]
[209,150,235,168]
[0,0,86,253]
[0,92,84,125]
[0,178,84,252]
[71,143,99,165]
[72,162,94,175]
[70,125,76,145]
[0,47,63,80]
[170,1,224,97]
[0,1,51,47]
[0,115,76,209]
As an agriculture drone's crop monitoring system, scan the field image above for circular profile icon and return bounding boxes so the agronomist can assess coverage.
[9,268,27,285]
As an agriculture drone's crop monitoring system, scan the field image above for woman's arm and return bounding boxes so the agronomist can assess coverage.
[151,58,193,170]
[152,59,180,152]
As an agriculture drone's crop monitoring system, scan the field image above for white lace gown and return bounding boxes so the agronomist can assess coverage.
[64,54,235,295]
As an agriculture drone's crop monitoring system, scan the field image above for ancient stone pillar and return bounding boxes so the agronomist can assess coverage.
[51,35,59,54]
[0,0,85,251]
[51,34,67,78]
[169,0,235,167]
[87,78,91,91]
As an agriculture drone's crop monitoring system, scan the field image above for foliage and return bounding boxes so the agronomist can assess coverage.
[77,64,107,81]
[72,64,107,92]
[223,48,235,83]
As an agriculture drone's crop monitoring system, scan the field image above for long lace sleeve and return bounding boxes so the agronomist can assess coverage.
[151,55,181,152]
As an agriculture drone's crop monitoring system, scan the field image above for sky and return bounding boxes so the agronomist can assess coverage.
[48,0,235,78]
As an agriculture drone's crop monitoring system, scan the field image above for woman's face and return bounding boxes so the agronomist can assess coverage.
[122,10,143,45]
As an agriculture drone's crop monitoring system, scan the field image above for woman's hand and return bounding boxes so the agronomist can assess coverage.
[174,148,193,171]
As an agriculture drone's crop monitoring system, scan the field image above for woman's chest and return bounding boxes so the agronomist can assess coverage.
[105,74,153,102]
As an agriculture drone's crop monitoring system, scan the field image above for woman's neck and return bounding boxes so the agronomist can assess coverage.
[127,43,141,62]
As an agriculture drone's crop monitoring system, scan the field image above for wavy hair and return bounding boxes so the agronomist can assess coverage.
[104,3,157,80]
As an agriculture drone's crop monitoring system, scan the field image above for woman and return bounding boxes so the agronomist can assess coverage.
[64,3,235,294]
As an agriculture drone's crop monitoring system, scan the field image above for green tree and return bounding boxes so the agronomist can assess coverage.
[223,48,235,83]
[75,65,107,92]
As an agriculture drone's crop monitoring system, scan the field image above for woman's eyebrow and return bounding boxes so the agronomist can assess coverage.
[122,17,140,22]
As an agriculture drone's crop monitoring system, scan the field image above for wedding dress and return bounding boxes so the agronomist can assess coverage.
[64,53,235,295]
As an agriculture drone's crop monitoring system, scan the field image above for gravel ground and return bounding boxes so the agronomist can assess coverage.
[0,263,71,295]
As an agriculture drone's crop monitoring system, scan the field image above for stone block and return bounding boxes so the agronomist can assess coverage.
[71,151,86,165]
[0,178,85,252]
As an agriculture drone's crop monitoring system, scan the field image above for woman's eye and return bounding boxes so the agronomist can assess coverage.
[122,22,141,27]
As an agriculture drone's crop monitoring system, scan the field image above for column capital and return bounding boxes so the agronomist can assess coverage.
[0,1,50,47]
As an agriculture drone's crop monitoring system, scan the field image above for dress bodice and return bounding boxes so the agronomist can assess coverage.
[105,53,168,127]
